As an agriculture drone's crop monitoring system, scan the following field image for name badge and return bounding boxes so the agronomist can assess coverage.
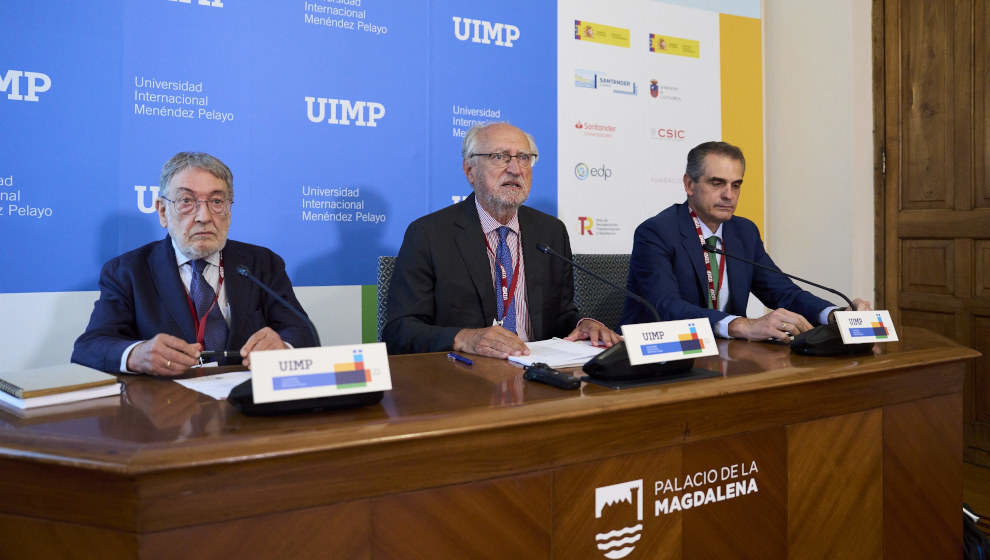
[621,319,718,366]
[249,343,392,404]
[834,310,898,344]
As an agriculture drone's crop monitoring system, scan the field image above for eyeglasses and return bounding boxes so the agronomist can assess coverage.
[470,152,538,168]
[161,195,232,216]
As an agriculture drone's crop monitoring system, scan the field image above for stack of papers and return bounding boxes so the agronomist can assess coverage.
[509,338,605,368]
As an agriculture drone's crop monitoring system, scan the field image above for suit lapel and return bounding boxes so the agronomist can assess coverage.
[722,219,749,315]
[150,236,197,342]
[679,204,708,302]
[453,194,497,324]
[518,207,544,335]
[220,242,249,347]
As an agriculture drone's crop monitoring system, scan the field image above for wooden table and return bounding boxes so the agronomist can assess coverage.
[0,327,978,559]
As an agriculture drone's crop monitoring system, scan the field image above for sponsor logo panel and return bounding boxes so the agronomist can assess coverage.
[574,19,630,48]
[648,80,682,102]
[574,120,616,139]
[648,33,700,58]
[574,69,636,95]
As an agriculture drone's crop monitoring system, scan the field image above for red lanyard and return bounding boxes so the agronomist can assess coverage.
[689,210,725,309]
[483,230,521,325]
[183,254,224,345]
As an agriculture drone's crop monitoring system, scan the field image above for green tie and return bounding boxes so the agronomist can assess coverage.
[705,236,720,309]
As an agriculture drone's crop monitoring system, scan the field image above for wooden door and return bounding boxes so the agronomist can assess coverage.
[878,0,990,462]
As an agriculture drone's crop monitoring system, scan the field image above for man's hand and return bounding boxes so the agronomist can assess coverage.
[240,326,288,367]
[851,298,872,311]
[564,318,622,347]
[126,334,201,376]
[454,326,529,359]
[728,308,814,341]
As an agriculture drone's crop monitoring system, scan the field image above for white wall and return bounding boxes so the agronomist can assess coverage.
[763,0,875,306]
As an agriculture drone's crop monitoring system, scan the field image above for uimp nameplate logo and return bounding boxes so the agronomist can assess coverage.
[835,310,898,344]
[250,343,391,404]
[594,480,643,559]
[621,319,717,366]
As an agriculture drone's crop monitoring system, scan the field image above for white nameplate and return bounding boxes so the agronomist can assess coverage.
[835,310,898,344]
[621,319,718,366]
[249,343,391,404]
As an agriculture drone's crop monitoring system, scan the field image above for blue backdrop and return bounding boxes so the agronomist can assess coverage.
[0,1,557,292]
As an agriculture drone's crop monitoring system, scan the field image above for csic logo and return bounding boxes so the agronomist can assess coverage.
[134,185,160,214]
[452,17,519,47]
[575,162,612,181]
[578,216,594,235]
[1,70,52,102]
[305,97,386,127]
[594,480,643,559]
[652,127,686,141]
[168,0,224,7]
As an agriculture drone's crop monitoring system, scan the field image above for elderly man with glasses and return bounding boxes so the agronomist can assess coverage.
[384,122,620,358]
[72,152,317,375]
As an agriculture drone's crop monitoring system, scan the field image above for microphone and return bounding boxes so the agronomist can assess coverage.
[535,242,692,381]
[536,243,660,322]
[701,245,870,356]
[236,265,321,347]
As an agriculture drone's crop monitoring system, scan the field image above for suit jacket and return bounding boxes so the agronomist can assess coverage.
[72,236,316,373]
[620,202,833,329]
[383,193,580,354]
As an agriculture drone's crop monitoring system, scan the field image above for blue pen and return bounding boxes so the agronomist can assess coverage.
[447,352,474,366]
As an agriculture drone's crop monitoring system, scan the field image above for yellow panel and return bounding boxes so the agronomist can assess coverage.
[720,13,764,234]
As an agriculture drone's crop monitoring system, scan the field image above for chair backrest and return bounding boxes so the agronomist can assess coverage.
[571,253,631,331]
[376,256,397,342]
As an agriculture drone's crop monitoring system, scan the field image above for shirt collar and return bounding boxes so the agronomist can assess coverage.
[170,237,221,268]
[475,197,520,236]
[696,219,724,244]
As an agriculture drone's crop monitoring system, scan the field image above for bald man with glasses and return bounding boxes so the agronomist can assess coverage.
[384,122,620,358]
[72,152,317,375]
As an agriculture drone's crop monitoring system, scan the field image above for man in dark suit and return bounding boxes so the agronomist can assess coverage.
[621,141,869,340]
[384,122,620,357]
[72,152,315,375]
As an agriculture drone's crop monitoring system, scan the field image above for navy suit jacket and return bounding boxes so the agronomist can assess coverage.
[620,202,833,329]
[72,236,316,373]
[383,193,580,354]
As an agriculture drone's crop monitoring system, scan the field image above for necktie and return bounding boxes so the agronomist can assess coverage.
[494,226,517,333]
[189,259,228,351]
[705,236,720,310]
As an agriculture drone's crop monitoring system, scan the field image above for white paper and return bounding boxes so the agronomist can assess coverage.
[174,371,252,400]
[509,338,604,368]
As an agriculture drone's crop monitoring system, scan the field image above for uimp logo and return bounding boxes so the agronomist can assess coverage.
[134,185,160,214]
[452,17,519,47]
[305,97,386,127]
[578,216,594,235]
[168,0,224,7]
[1,70,51,102]
[575,163,612,181]
[594,480,643,559]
